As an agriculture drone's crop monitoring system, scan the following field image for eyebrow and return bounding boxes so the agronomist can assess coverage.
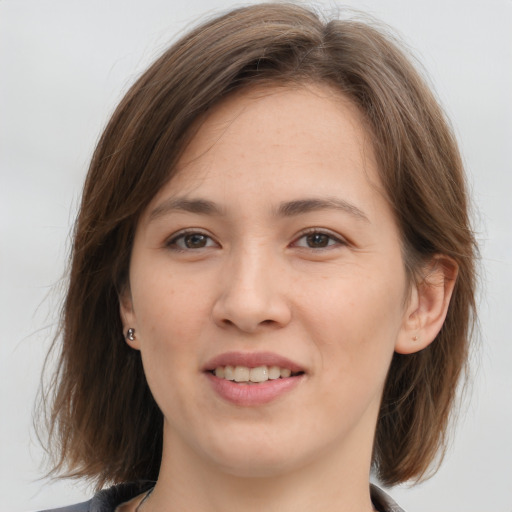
[149,197,223,220]
[149,196,369,222]
[276,197,370,222]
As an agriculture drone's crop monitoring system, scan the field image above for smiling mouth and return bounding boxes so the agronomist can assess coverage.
[210,365,304,384]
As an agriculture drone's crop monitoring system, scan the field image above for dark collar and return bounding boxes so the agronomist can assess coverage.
[41,481,404,512]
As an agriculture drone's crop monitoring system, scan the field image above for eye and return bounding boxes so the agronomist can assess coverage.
[293,230,346,249]
[167,231,218,250]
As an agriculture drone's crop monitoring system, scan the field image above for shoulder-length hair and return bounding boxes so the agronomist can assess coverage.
[42,2,477,488]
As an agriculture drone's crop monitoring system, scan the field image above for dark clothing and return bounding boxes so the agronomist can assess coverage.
[39,481,405,512]
[39,482,154,512]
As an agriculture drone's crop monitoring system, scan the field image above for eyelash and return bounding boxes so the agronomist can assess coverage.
[292,228,348,250]
[165,229,218,251]
[166,228,347,252]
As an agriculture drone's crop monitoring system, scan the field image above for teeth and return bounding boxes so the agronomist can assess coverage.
[234,366,250,382]
[249,366,268,383]
[224,365,234,380]
[212,365,298,383]
[268,366,281,379]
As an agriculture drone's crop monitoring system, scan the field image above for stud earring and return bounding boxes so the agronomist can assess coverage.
[126,328,136,341]
[412,335,419,341]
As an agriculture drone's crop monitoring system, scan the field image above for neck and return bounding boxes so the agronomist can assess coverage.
[146,423,376,512]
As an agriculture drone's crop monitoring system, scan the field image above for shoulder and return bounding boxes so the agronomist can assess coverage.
[35,482,155,512]
[37,501,91,512]
[370,484,406,512]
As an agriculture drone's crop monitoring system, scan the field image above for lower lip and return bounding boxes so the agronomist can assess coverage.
[205,372,303,406]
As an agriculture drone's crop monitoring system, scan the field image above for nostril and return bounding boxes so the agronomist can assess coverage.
[212,292,292,332]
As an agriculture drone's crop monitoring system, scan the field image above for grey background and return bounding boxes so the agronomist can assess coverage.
[1,1,511,511]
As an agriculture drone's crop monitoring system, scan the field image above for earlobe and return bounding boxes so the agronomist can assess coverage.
[395,255,458,355]
[119,286,140,350]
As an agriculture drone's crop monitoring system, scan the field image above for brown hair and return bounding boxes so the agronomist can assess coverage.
[42,2,477,488]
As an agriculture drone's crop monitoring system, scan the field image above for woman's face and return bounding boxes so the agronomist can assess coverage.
[122,85,415,477]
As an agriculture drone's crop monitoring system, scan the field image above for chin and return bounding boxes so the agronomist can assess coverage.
[202,433,315,478]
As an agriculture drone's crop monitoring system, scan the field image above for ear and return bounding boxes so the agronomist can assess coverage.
[119,284,141,350]
[395,255,458,354]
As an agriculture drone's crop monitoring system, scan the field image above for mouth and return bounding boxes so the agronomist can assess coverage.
[209,365,304,384]
[203,352,305,404]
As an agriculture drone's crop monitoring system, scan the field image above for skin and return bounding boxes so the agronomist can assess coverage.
[120,84,455,512]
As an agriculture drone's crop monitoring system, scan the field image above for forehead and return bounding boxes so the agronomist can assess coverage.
[180,84,373,168]
[145,83,384,216]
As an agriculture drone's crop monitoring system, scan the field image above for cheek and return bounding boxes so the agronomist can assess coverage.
[130,268,209,406]
[300,268,406,377]
[131,261,211,340]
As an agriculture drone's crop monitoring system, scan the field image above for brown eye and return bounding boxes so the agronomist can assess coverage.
[293,230,346,250]
[167,231,217,250]
[305,233,330,248]
[184,233,208,248]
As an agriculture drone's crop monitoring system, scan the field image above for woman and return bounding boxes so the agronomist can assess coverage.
[39,3,477,511]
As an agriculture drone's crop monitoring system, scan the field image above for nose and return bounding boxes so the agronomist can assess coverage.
[212,245,292,333]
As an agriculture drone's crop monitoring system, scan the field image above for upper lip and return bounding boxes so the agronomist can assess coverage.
[203,351,304,373]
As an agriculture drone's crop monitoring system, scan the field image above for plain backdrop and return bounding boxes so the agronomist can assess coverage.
[1,1,511,511]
